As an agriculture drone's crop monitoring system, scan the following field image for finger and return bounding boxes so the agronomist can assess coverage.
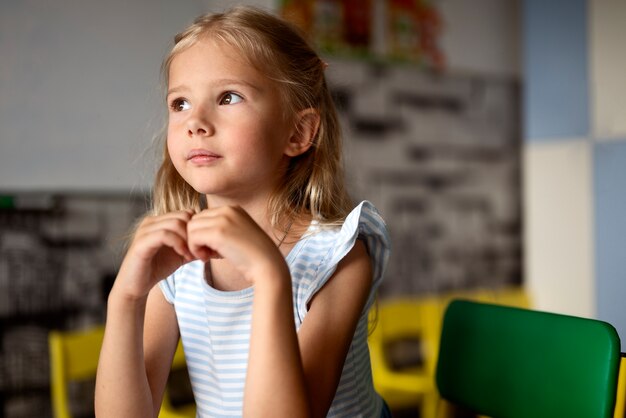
[187,206,250,232]
[186,223,226,261]
[191,245,222,262]
[156,210,195,223]
[206,249,223,259]
[187,232,216,261]
[142,229,194,261]
[187,210,237,240]
[134,216,194,259]
[186,217,223,236]
[191,205,244,221]
[137,212,192,236]
[189,209,220,222]
[140,217,191,238]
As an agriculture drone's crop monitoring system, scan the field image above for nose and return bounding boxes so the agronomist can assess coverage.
[186,109,214,138]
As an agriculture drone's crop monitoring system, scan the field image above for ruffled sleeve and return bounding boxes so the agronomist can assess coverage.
[158,267,180,304]
[294,201,391,322]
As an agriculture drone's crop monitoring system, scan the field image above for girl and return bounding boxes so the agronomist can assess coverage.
[95,6,390,418]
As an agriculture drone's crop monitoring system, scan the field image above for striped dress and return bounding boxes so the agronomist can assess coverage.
[159,201,391,417]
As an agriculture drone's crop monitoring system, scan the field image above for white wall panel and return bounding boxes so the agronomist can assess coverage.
[523,139,595,317]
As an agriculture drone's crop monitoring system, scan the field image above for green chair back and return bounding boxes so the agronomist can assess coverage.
[436,300,622,418]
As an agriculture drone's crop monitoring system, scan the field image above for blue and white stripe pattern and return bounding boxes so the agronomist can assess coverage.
[159,201,390,417]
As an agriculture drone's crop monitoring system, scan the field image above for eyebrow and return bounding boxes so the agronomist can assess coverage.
[167,78,261,96]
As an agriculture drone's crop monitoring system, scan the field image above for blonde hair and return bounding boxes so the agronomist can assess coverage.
[152,6,352,228]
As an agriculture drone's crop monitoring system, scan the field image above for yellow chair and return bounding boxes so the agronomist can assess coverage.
[615,356,626,418]
[368,297,441,417]
[49,325,105,418]
[445,286,530,310]
[49,325,195,418]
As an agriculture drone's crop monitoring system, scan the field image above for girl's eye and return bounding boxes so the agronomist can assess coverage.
[170,98,191,112]
[219,92,243,105]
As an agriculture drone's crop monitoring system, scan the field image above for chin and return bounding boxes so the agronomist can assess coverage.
[188,181,228,197]
[190,184,217,195]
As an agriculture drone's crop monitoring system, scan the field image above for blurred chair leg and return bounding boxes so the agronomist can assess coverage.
[422,391,439,418]
[614,356,626,418]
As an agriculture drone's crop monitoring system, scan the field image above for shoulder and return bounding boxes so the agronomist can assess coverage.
[298,201,389,255]
[291,201,390,322]
[304,238,372,324]
[302,201,389,274]
[333,238,372,292]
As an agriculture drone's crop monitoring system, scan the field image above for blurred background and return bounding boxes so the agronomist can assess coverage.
[1,0,625,417]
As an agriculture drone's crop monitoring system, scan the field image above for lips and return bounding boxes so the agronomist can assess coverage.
[187,149,221,164]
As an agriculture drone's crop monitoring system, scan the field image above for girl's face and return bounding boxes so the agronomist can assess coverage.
[166,38,294,203]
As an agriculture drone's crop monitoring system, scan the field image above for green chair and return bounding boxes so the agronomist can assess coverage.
[436,300,623,418]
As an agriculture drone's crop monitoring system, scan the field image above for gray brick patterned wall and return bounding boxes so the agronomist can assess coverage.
[0,60,521,417]
[0,194,147,417]
[328,60,522,295]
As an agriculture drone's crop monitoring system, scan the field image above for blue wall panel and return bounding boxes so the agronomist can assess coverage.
[523,0,589,141]
[594,140,626,349]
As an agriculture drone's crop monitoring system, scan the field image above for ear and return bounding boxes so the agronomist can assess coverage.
[284,108,320,157]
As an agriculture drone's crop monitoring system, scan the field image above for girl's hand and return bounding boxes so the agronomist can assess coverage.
[115,210,196,300]
[187,206,288,284]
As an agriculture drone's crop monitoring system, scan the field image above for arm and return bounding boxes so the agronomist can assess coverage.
[95,211,193,417]
[144,287,181,414]
[95,286,179,417]
[297,240,373,417]
[244,241,372,418]
[244,261,311,418]
[95,286,153,417]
